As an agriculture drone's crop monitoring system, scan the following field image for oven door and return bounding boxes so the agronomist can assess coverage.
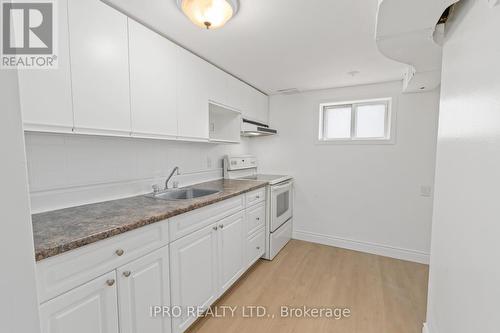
[270,180,293,232]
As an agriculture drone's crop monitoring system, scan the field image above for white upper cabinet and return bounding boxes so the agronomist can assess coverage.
[18,0,73,133]
[225,75,246,112]
[206,65,229,107]
[176,47,210,141]
[226,76,269,124]
[249,89,269,125]
[68,0,131,135]
[241,85,268,124]
[128,19,177,139]
[18,0,268,140]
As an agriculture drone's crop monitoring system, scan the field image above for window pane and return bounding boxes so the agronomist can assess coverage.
[324,106,351,139]
[355,104,386,138]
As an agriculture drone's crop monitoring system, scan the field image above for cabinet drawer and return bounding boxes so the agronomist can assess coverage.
[246,228,265,268]
[245,188,266,207]
[169,195,244,242]
[37,221,169,303]
[246,202,266,236]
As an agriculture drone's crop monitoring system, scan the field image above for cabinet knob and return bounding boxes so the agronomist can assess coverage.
[256,246,260,250]
[256,217,260,221]
[256,196,260,199]
[123,271,131,277]
[213,226,218,231]
[115,249,124,256]
[106,279,115,286]
[219,224,224,229]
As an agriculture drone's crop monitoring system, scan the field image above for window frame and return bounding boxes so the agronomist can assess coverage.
[317,97,395,145]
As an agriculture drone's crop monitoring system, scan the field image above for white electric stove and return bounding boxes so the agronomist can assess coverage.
[223,155,293,260]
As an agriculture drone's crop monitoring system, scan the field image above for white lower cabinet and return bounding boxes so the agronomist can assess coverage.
[246,228,266,269]
[218,211,246,292]
[117,247,171,333]
[169,222,219,333]
[169,210,246,333]
[39,246,172,333]
[40,271,119,333]
[38,193,266,333]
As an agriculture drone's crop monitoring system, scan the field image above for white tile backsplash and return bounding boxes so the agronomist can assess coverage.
[26,132,250,213]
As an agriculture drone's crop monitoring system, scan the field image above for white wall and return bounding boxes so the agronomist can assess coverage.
[0,72,41,331]
[26,133,251,213]
[425,1,500,333]
[252,81,439,263]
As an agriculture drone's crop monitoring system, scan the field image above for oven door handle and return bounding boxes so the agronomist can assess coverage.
[271,182,293,192]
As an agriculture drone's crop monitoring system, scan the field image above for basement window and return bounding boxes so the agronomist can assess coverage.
[318,98,393,144]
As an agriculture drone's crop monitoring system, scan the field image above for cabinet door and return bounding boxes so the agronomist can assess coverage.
[170,223,218,333]
[128,19,177,139]
[218,211,246,292]
[225,75,245,112]
[241,86,269,124]
[252,89,269,125]
[176,48,209,140]
[206,65,228,107]
[117,246,171,333]
[18,0,73,133]
[39,271,118,333]
[68,0,131,135]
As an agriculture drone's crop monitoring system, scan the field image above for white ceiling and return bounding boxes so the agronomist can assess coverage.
[105,0,407,94]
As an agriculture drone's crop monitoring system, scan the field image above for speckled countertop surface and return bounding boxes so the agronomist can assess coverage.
[32,179,267,261]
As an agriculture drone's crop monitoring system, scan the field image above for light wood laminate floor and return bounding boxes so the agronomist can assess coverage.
[187,240,429,333]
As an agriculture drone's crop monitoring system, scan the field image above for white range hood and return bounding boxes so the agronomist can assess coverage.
[241,119,277,137]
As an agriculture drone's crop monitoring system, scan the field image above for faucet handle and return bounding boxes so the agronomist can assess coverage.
[152,184,161,194]
[172,181,179,189]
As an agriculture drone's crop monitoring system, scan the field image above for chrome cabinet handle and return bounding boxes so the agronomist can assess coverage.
[123,271,131,277]
[213,226,218,231]
[106,279,115,286]
[219,224,224,229]
[115,249,124,256]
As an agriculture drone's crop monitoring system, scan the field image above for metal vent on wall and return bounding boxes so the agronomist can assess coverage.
[276,88,300,95]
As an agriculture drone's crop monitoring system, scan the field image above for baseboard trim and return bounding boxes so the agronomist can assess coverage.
[422,323,431,333]
[293,230,430,264]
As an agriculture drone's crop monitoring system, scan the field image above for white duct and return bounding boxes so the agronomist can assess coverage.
[375,0,460,93]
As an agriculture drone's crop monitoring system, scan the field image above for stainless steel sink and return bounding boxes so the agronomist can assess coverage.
[146,188,220,201]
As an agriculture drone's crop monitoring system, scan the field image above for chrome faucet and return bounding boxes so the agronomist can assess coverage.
[165,166,180,190]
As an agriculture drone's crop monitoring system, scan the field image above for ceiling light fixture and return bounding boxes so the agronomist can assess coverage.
[176,0,239,30]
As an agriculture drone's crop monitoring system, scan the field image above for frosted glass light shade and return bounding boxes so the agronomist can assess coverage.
[178,0,238,29]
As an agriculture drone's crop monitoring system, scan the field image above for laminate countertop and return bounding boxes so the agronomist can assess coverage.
[32,179,267,261]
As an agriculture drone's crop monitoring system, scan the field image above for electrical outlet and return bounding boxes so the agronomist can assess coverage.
[420,186,432,197]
